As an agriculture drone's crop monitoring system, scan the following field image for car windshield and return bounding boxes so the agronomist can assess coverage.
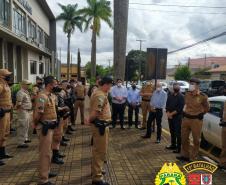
[209,101,224,118]
[200,81,210,89]
[178,82,185,86]
[211,81,225,88]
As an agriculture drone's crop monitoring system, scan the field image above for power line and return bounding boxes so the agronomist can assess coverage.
[129,8,226,15]
[130,2,226,9]
[168,31,226,54]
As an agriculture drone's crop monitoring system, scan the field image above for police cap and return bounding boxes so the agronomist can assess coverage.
[21,79,32,85]
[0,69,12,77]
[190,78,200,85]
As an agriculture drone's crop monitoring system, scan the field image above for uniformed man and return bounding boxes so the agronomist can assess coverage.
[0,69,13,166]
[219,102,226,170]
[177,78,209,162]
[74,79,86,125]
[140,81,154,129]
[16,80,32,148]
[87,76,112,185]
[33,76,58,185]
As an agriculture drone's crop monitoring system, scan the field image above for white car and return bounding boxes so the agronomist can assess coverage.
[168,80,189,93]
[202,96,224,149]
[160,82,168,91]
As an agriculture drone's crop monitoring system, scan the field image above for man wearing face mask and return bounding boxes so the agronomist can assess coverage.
[16,80,33,148]
[142,82,167,143]
[177,78,209,162]
[140,81,154,130]
[0,69,13,166]
[33,76,59,185]
[165,83,184,153]
[127,83,141,128]
[111,79,128,129]
[74,79,86,125]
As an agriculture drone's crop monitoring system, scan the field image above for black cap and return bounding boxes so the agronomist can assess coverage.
[190,78,200,85]
[99,76,113,86]
[44,76,56,86]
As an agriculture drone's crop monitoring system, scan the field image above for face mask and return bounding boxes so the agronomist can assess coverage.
[4,75,11,82]
[132,85,136,90]
[156,87,161,91]
[52,86,62,93]
[189,84,196,91]
[117,83,122,87]
[146,82,150,86]
[173,88,180,93]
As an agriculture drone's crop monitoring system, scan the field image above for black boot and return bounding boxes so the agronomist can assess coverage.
[68,125,76,132]
[62,136,70,142]
[0,147,13,159]
[53,149,65,158]
[60,141,68,146]
[52,150,64,165]
[0,160,5,166]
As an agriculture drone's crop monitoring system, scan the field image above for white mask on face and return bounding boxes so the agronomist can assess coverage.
[146,82,150,86]
[117,83,122,87]
[156,87,162,91]
[189,84,196,91]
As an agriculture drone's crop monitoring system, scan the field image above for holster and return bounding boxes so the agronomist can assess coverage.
[0,108,11,118]
[39,121,57,136]
[93,119,109,136]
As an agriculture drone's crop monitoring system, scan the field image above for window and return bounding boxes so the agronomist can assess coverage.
[39,62,44,74]
[61,74,66,78]
[44,33,49,49]
[209,101,224,118]
[37,27,43,44]
[0,0,10,27]
[28,18,36,40]
[30,61,37,74]
[13,6,26,36]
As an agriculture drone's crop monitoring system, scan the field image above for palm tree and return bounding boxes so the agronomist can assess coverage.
[114,0,129,80]
[80,0,113,79]
[57,3,84,80]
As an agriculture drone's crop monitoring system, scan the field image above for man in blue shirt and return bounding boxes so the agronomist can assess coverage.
[142,83,167,143]
[127,83,141,128]
[111,79,128,129]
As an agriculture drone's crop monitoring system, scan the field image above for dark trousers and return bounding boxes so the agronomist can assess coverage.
[112,103,126,127]
[168,115,182,150]
[146,109,163,140]
[70,106,75,125]
[128,104,139,126]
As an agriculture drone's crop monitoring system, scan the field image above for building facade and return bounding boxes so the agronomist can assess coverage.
[61,64,85,81]
[0,0,57,83]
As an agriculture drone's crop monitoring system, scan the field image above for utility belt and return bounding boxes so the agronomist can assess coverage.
[0,108,11,118]
[77,98,85,101]
[142,99,150,102]
[57,109,71,120]
[92,119,110,136]
[183,112,204,120]
[39,121,57,136]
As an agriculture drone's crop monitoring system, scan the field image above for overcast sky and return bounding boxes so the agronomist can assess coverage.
[47,0,226,68]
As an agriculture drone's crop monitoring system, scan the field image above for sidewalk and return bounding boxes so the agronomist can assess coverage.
[0,99,226,184]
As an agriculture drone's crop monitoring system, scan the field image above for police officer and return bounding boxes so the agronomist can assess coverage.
[87,76,112,185]
[16,80,32,148]
[177,78,209,162]
[33,76,58,185]
[140,81,154,129]
[219,102,226,170]
[0,69,13,166]
[74,79,86,125]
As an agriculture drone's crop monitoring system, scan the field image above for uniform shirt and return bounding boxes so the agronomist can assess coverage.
[140,84,154,101]
[184,91,209,115]
[150,89,167,109]
[16,88,32,110]
[166,92,184,115]
[34,90,57,121]
[0,78,12,109]
[111,85,128,104]
[127,88,141,105]
[74,84,86,99]
[90,89,111,121]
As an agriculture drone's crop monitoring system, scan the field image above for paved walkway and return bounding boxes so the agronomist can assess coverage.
[0,101,226,184]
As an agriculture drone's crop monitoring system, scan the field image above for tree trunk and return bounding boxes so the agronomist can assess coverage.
[77,49,81,79]
[114,0,129,81]
[67,33,71,80]
[91,29,96,79]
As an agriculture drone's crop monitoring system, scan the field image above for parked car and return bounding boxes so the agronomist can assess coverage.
[167,80,189,94]
[202,96,225,149]
[206,80,225,97]
[199,80,210,94]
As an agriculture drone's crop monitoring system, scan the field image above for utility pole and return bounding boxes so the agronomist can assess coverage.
[71,54,73,79]
[108,59,111,68]
[136,39,146,84]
